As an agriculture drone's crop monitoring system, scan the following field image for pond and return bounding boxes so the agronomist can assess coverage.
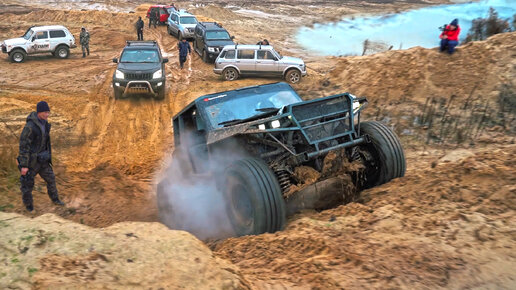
[296,0,516,56]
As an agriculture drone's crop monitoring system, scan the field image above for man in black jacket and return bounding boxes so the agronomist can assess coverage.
[136,16,144,40]
[178,38,191,69]
[17,101,64,212]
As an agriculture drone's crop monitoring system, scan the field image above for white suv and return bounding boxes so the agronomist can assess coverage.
[1,25,77,63]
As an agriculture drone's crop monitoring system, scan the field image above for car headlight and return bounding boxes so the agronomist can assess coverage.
[207,47,215,52]
[258,124,266,130]
[115,69,124,79]
[271,120,281,128]
[153,69,163,79]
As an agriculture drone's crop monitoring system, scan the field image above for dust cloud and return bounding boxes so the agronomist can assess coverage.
[156,137,252,241]
[156,153,234,240]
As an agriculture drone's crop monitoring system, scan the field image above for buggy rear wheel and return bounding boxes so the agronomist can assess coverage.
[359,121,405,188]
[224,158,286,236]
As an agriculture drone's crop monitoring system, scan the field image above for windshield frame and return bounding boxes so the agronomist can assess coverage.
[23,29,34,40]
[120,48,161,63]
[205,30,231,41]
[200,87,302,128]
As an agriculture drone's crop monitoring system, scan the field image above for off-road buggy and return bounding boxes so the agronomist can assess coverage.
[157,82,405,237]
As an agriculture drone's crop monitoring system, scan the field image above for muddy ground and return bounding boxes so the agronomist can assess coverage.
[0,1,515,289]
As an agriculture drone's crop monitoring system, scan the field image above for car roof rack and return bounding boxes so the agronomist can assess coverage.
[199,21,223,28]
[126,40,158,46]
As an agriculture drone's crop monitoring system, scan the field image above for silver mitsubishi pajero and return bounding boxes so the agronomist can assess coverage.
[213,44,307,84]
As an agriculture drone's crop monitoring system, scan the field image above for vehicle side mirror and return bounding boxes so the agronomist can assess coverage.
[273,57,279,61]
[163,58,169,63]
[112,58,118,63]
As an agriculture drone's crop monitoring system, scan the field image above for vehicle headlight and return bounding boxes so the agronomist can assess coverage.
[258,124,266,130]
[271,120,281,129]
[207,47,215,52]
[153,69,163,79]
[115,69,124,79]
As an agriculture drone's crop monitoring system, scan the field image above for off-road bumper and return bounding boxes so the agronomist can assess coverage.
[113,78,165,96]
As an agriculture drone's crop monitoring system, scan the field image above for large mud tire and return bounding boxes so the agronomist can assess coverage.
[224,158,286,236]
[359,121,405,188]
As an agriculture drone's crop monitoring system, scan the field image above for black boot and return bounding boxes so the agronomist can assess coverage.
[52,199,65,206]
[82,53,85,58]
[26,204,34,212]
[87,50,90,56]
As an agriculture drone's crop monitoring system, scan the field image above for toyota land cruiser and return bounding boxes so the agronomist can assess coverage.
[112,41,168,99]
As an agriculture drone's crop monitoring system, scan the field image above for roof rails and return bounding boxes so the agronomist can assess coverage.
[126,40,158,46]
[199,21,223,28]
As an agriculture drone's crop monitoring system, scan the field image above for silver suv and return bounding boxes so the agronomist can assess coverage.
[1,25,76,63]
[167,9,198,41]
[214,44,307,84]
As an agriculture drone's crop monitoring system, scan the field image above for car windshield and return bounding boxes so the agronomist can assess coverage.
[204,88,302,128]
[120,49,160,63]
[180,17,197,24]
[273,49,283,59]
[206,31,230,40]
[23,29,34,40]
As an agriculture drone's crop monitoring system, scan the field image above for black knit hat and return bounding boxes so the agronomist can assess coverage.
[450,19,458,26]
[36,101,50,113]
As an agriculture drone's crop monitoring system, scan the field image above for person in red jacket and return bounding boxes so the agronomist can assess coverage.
[440,18,460,54]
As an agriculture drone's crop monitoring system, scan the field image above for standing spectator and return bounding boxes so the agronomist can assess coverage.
[178,38,191,69]
[136,16,144,40]
[17,101,65,212]
[79,27,90,57]
[149,9,158,28]
[439,18,461,54]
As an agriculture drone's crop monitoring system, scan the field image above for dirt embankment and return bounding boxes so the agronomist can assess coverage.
[0,3,515,289]
[212,144,516,289]
[0,212,247,289]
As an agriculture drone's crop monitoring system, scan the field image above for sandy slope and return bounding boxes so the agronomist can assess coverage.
[0,212,246,289]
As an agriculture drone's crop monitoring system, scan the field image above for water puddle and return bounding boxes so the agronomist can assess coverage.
[296,0,515,56]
